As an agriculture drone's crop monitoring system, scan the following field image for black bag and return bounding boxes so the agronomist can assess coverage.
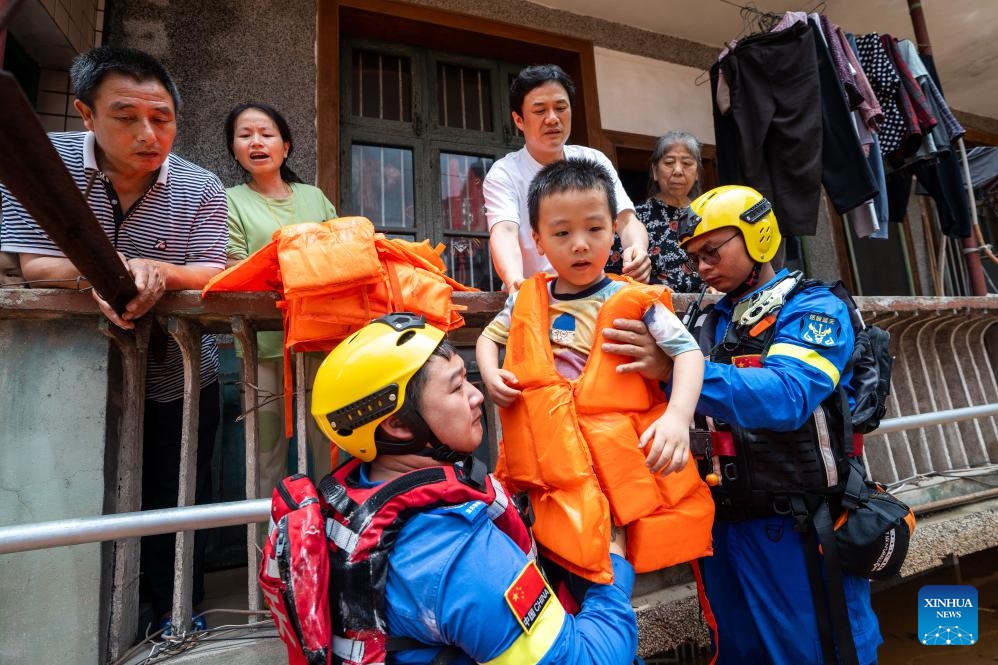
[827,281,894,435]
[830,462,916,580]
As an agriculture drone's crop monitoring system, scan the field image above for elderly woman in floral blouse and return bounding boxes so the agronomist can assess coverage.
[607,131,705,293]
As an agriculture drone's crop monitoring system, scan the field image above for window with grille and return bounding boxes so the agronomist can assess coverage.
[437,63,492,132]
[352,50,412,123]
[341,40,524,291]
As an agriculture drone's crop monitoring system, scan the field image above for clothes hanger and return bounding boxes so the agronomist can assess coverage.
[694,1,779,86]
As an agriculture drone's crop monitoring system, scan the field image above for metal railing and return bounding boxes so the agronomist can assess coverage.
[4,403,997,558]
[1,288,996,662]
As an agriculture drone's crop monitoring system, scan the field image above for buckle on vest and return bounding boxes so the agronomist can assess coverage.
[772,495,793,516]
[690,429,711,458]
[455,456,488,492]
[514,492,535,528]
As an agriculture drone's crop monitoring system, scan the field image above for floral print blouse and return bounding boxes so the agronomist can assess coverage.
[606,197,704,293]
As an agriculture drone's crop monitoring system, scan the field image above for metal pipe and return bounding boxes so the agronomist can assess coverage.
[913,486,998,515]
[0,499,270,556]
[867,402,998,435]
[3,403,996,557]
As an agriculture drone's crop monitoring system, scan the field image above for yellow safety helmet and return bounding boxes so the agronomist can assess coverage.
[311,312,445,462]
[679,185,781,264]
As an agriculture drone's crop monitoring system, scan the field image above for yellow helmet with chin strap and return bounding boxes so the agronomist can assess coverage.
[679,185,781,264]
[311,312,445,462]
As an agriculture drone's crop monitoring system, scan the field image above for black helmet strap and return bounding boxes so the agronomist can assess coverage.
[729,262,764,301]
[374,399,464,462]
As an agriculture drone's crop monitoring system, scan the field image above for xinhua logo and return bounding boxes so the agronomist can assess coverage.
[918,585,978,646]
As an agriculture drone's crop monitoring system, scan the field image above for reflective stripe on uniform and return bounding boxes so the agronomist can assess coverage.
[481,600,565,665]
[767,342,841,385]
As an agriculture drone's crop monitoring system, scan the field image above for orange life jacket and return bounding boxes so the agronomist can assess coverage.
[202,217,476,434]
[496,274,714,584]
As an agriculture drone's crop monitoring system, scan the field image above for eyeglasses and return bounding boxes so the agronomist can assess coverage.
[682,233,740,274]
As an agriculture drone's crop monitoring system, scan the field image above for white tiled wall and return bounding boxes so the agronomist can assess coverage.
[43,0,102,53]
[33,0,105,132]
[36,68,86,132]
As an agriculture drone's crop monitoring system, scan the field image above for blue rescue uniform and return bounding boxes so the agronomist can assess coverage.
[697,269,883,664]
[355,465,639,665]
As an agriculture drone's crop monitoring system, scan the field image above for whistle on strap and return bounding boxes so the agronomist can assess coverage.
[748,314,777,338]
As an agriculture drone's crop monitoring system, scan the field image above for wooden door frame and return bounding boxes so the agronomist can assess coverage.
[317,0,604,203]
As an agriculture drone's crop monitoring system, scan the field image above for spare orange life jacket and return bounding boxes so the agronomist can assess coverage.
[203,217,476,434]
[496,274,714,584]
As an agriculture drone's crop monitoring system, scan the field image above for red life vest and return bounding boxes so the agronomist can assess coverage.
[259,457,532,665]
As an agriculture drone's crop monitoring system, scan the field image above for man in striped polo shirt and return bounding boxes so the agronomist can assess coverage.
[0,46,227,634]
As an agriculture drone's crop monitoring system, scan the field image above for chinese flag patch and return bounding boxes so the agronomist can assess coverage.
[732,354,762,368]
[505,561,553,633]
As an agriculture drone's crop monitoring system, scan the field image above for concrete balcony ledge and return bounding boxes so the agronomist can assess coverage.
[3,287,997,324]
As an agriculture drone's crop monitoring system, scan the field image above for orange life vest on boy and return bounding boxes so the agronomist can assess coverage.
[496,275,714,584]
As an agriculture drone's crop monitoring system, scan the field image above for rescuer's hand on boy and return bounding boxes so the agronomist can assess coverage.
[602,318,673,382]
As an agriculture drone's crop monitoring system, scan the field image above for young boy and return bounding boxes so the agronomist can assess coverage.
[476,158,713,588]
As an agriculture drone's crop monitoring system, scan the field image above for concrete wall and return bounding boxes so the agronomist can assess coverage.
[103,0,852,284]
[593,47,715,143]
[103,0,720,190]
[0,318,109,664]
[105,0,320,188]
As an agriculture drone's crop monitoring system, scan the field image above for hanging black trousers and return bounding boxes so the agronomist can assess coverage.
[715,21,822,236]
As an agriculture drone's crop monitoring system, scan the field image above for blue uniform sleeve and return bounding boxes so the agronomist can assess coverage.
[386,502,637,665]
[698,286,854,431]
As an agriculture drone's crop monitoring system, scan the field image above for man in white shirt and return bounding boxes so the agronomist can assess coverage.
[484,64,651,291]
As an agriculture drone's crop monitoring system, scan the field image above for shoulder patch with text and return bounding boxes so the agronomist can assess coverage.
[798,312,841,347]
[504,561,554,633]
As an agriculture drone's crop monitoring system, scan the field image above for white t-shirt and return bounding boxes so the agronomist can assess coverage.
[483,144,635,282]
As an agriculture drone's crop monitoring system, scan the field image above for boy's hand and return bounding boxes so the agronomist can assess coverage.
[483,369,521,408]
[639,412,691,475]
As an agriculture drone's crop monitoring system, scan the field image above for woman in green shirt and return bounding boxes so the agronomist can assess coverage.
[224,102,338,496]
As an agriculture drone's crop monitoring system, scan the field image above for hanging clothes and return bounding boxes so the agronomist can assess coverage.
[711,21,823,236]
[820,15,863,110]
[842,31,889,238]
[917,53,972,238]
[839,29,883,134]
[855,34,912,160]
[810,15,879,218]
[882,34,938,168]
[897,40,963,148]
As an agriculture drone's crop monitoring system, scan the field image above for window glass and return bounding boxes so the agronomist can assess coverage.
[439,153,492,232]
[350,144,415,228]
[440,152,495,290]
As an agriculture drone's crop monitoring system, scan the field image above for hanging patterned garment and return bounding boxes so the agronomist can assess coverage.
[855,33,907,158]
